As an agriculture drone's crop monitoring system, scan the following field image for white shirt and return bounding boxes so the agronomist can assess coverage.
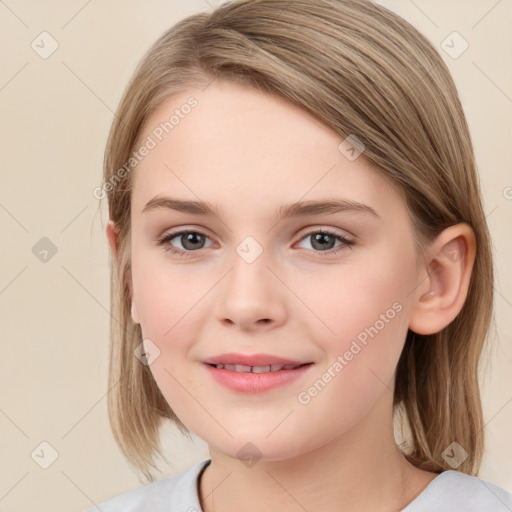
[85,459,512,511]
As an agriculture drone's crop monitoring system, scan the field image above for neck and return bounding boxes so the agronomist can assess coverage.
[198,394,437,512]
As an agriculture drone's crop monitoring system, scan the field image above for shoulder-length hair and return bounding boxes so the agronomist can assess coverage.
[101,0,494,482]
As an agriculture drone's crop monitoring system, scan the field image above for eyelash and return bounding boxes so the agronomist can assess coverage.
[156,228,355,258]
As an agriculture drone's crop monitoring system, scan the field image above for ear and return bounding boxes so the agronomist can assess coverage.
[106,220,140,324]
[106,220,119,257]
[408,223,476,335]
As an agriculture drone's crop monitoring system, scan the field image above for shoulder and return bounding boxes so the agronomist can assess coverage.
[404,470,512,512]
[84,459,210,512]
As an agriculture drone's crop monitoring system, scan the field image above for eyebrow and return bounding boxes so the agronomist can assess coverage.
[141,196,380,222]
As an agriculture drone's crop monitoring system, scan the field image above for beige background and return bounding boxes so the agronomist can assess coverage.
[0,1,511,511]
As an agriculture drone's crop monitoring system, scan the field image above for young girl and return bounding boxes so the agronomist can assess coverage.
[88,0,512,510]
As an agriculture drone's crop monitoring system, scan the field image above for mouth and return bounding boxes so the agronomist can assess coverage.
[206,362,312,373]
[203,360,314,393]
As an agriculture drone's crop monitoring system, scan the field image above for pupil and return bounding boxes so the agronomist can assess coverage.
[183,232,204,250]
[312,233,334,250]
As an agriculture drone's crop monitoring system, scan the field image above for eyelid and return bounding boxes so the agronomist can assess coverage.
[156,227,215,249]
[156,224,356,259]
[157,224,354,242]
[295,224,354,240]
[294,227,355,254]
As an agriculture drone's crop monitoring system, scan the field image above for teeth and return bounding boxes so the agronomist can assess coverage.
[252,365,271,373]
[213,363,301,373]
[234,364,252,372]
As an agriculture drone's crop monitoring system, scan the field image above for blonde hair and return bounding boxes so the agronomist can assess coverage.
[101,0,495,482]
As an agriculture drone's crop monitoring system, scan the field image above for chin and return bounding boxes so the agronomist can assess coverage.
[208,432,315,465]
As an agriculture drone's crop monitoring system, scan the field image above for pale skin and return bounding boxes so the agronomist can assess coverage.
[107,80,476,512]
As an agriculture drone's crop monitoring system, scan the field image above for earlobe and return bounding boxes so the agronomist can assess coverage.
[106,220,119,257]
[408,223,476,335]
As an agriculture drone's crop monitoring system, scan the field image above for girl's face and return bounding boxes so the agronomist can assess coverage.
[129,80,423,461]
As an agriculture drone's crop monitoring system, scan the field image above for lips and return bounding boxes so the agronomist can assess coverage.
[202,352,310,368]
[202,353,314,393]
[211,363,303,373]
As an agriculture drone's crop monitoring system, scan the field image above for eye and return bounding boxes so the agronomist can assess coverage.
[157,229,214,257]
[295,229,355,256]
[156,228,355,258]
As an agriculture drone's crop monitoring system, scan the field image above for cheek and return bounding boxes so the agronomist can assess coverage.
[131,246,213,340]
[132,258,204,421]
[130,252,217,403]
[298,249,413,347]
[295,249,414,405]
[290,279,411,442]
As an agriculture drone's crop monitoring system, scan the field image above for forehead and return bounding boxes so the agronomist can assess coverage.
[130,81,405,222]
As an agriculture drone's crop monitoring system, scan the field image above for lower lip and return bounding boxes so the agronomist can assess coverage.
[203,363,314,393]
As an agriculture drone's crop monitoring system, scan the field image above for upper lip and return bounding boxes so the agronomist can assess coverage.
[202,353,311,367]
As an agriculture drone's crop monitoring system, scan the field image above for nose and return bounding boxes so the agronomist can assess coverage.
[214,247,287,332]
